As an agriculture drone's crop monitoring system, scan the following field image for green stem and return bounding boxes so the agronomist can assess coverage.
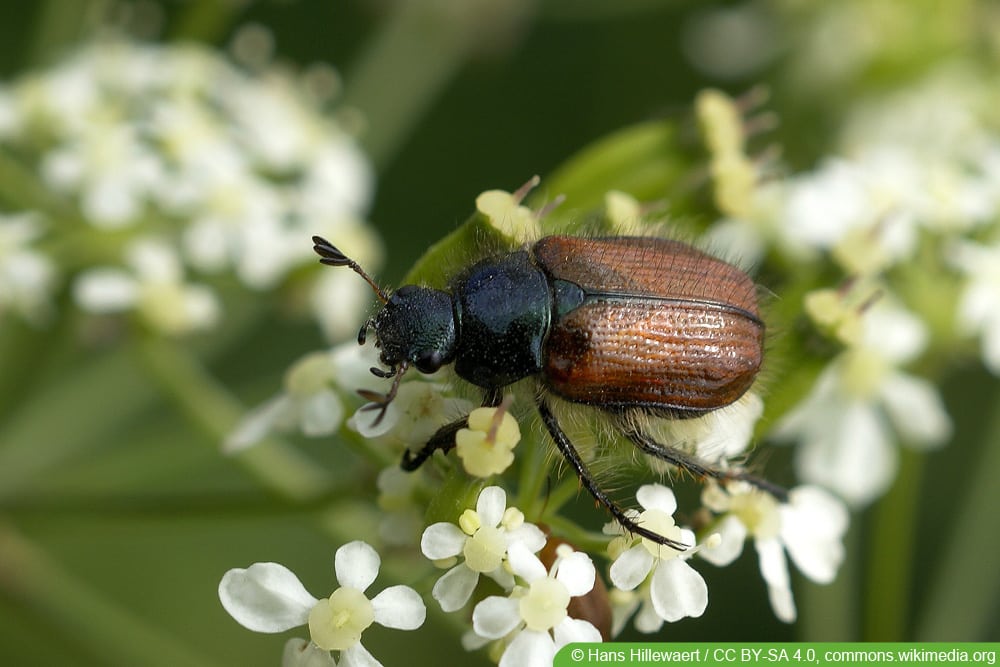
[134,335,332,503]
[516,429,553,522]
[544,514,612,553]
[865,448,924,640]
[0,522,216,667]
[915,385,1000,640]
[798,519,859,640]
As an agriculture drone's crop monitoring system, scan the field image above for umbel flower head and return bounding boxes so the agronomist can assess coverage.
[606,484,710,632]
[421,485,546,612]
[470,542,602,667]
[0,39,379,337]
[219,541,425,667]
[699,481,848,623]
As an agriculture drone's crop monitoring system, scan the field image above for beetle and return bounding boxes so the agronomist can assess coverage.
[313,233,786,549]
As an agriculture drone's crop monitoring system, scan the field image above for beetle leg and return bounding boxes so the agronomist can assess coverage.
[400,390,505,471]
[400,416,468,471]
[624,430,789,502]
[536,398,690,551]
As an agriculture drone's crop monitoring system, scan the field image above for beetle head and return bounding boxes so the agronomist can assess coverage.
[372,285,457,374]
[313,235,457,424]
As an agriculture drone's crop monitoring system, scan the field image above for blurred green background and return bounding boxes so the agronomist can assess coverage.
[0,1,998,665]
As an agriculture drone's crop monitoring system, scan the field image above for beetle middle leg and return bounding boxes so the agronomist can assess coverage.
[400,387,504,471]
[536,398,690,551]
[623,428,789,502]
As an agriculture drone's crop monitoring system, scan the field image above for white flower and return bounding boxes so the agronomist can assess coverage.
[73,237,219,335]
[4,40,378,316]
[471,542,601,667]
[948,238,1000,374]
[773,299,951,506]
[779,156,920,274]
[0,212,55,322]
[225,350,345,452]
[700,482,848,623]
[454,406,522,477]
[421,486,546,612]
[219,540,425,667]
[605,485,708,631]
[349,379,473,448]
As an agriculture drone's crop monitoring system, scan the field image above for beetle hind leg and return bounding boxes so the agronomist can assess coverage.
[623,429,789,502]
[536,398,690,551]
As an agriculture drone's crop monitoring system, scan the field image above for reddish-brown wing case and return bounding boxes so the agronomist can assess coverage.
[533,236,763,413]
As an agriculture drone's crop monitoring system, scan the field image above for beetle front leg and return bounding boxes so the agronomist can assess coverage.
[623,429,789,502]
[400,389,505,471]
[401,417,467,471]
[536,399,690,551]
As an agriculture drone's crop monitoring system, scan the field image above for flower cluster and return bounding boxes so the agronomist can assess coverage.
[0,39,378,336]
[219,540,425,667]
[422,487,601,666]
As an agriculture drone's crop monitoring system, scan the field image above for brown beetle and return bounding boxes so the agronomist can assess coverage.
[314,234,784,549]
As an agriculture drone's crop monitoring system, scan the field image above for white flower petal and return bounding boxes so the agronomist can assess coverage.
[73,269,138,312]
[554,550,596,598]
[553,616,602,648]
[506,522,547,553]
[335,541,380,592]
[699,514,747,567]
[649,558,708,622]
[609,545,654,591]
[755,537,796,622]
[371,585,425,630]
[636,484,677,514]
[780,486,848,584]
[880,372,951,448]
[796,401,897,507]
[486,565,514,591]
[471,595,521,639]
[339,642,381,667]
[507,541,547,583]
[634,597,665,634]
[499,629,555,667]
[219,562,317,633]
[476,486,507,527]
[420,522,467,560]
[432,564,479,612]
[300,391,344,437]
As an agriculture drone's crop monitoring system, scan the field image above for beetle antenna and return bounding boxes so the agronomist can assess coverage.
[312,235,390,304]
[357,361,409,426]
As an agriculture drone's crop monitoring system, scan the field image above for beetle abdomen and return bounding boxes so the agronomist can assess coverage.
[535,235,764,413]
[544,298,763,412]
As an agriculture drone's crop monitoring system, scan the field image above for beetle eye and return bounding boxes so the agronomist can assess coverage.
[415,350,443,374]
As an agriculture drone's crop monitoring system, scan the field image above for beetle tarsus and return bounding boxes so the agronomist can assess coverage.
[624,429,789,503]
[537,398,691,551]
